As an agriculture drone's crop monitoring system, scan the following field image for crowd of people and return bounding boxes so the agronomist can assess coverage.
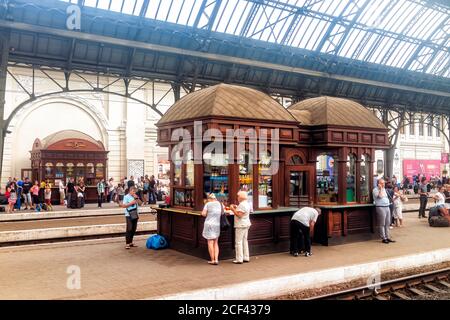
[0,175,169,213]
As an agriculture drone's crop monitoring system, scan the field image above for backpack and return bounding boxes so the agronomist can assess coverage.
[146,234,169,250]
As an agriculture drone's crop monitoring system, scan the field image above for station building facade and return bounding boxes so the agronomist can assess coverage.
[0,67,170,185]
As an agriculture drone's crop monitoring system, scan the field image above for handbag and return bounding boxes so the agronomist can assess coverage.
[220,203,230,231]
[127,205,139,220]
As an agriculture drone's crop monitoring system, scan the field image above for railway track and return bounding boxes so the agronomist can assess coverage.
[310,267,450,300]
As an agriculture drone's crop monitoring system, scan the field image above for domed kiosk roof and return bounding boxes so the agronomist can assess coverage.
[288,96,386,129]
[33,130,105,151]
[158,84,297,124]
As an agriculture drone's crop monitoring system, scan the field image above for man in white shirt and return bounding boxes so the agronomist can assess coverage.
[290,206,321,257]
[230,191,252,264]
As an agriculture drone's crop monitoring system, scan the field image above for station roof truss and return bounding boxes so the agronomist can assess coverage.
[1,0,450,115]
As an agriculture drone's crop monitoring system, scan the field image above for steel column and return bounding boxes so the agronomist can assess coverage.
[0,30,9,182]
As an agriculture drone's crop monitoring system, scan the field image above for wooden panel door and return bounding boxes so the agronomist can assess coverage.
[286,169,310,208]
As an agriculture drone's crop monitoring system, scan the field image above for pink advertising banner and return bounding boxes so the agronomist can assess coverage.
[403,160,441,179]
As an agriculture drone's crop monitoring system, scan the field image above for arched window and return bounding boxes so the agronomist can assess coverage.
[316,153,338,203]
[360,154,370,203]
[55,163,64,179]
[44,163,54,178]
[66,163,74,178]
[95,163,104,179]
[258,151,272,208]
[288,155,303,165]
[346,154,357,202]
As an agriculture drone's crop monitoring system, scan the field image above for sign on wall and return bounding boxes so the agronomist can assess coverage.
[403,160,441,179]
[128,160,144,179]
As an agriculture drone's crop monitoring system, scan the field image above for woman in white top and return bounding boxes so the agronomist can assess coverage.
[201,193,224,265]
[393,186,406,227]
[434,186,446,207]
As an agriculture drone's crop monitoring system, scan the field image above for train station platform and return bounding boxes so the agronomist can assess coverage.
[0,210,449,300]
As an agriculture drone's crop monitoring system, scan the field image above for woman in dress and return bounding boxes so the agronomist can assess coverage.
[201,193,223,265]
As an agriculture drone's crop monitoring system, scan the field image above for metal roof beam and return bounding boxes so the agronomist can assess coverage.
[2,19,450,99]
[193,0,223,31]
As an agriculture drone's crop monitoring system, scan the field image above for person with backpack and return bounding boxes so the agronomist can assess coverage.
[120,186,142,249]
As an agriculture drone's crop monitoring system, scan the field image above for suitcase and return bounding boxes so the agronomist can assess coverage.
[429,216,450,227]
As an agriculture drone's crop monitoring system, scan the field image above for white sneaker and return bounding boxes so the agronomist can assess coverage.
[389,226,394,229]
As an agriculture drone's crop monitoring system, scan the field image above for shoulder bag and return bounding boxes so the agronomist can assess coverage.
[127,203,139,220]
[220,203,230,231]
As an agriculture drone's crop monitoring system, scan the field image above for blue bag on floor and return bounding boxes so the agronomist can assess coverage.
[146,234,169,250]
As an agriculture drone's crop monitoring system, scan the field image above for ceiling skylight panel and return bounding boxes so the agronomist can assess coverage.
[386,41,416,67]
[96,0,111,10]
[409,9,441,39]
[231,1,252,35]
[292,15,314,48]
[377,1,405,30]
[83,0,98,9]
[339,28,365,57]
[185,0,202,26]
[386,2,418,33]
[355,33,379,60]
[427,50,448,73]
[145,0,160,19]
[303,19,329,51]
[370,36,396,64]
[155,0,172,22]
[417,12,446,40]
[320,25,346,53]
[164,0,185,24]
[358,0,391,26]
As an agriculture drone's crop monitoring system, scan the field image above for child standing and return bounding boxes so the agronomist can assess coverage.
[31,181,40,211]
[44,186,53,211]
[7,188,17,213]
[393,186,407,227]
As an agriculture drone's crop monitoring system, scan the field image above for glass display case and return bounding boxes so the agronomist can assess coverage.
[360,154,370,203]
[316,153,339,203]
[239,151,253,209]
[346,154,356,202]
[185,150,195,187]
[203,152,229,204]
[258,153,272,208]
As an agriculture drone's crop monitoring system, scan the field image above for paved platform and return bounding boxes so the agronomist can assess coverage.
[0,210,448,300]
[0,215,156,244]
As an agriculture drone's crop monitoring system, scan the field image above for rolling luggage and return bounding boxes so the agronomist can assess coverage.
[429,216,450,227]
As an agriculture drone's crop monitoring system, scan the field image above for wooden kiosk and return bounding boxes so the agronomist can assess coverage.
[30,130,108,203]
[156,84,389,259]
